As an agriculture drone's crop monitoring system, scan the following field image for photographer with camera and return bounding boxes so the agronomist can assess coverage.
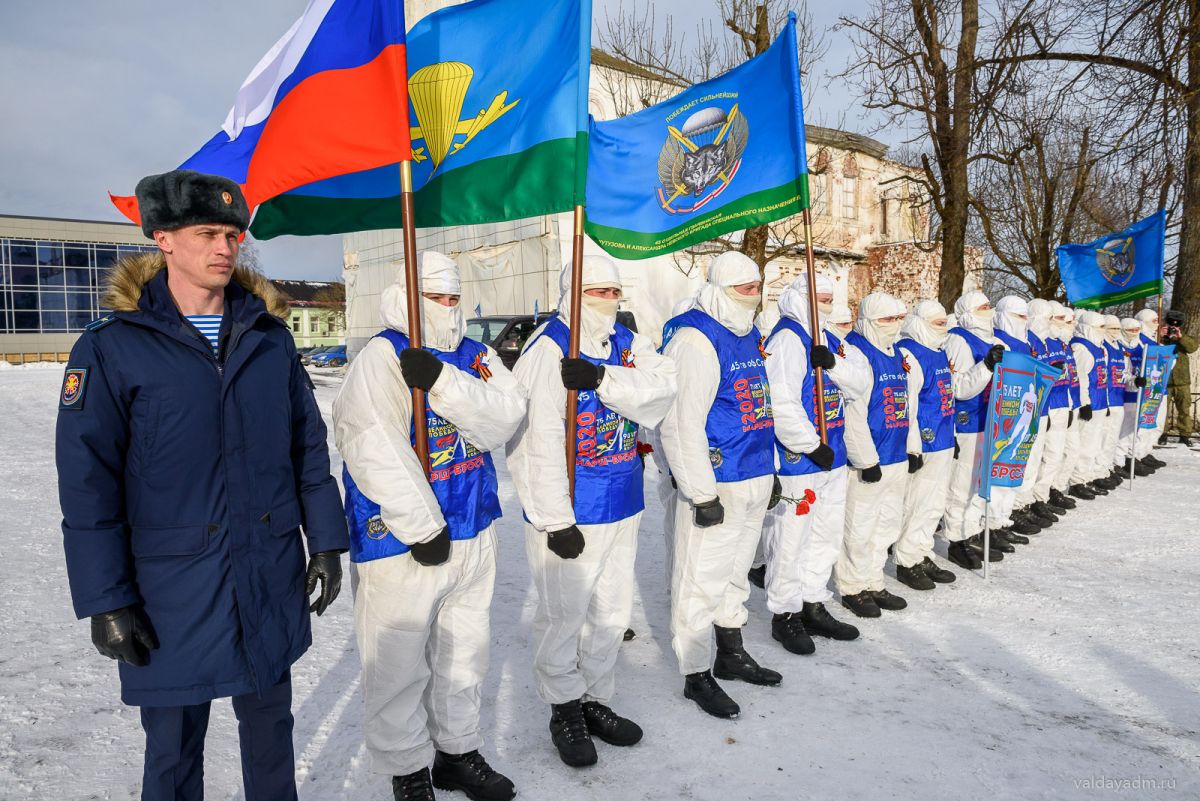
[1161,310,1198,447]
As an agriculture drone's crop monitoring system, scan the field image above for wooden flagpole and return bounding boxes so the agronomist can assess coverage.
[399,160,430,474]
[802,207,829,443]
[565,205,585,497]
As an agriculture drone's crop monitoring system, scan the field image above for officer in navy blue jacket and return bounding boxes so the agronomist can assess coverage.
[55,170,348,801]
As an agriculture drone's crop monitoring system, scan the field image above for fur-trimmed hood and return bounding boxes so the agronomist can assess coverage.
[103,251,289,318]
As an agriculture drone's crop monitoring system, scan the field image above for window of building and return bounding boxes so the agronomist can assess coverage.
[309,317,319,333]
[880,197,889,238]
[842,176,858,220]
[64,245,90,267]
[292,317,301,333]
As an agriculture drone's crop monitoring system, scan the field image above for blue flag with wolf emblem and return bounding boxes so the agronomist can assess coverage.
[1056,210,1166,309]
[584,13,807,260]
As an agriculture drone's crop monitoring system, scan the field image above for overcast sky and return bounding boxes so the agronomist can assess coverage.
[0,0,878,281]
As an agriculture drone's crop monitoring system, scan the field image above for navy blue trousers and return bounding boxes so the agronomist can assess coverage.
[140,673,297,801]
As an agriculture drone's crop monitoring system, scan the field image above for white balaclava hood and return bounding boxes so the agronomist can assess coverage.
[994,295,1029,340]
[1135,308,1159,338]
[778,272,835,332]
[827,303,853,338]
[1062,306,1078,340]
[1048,301,1069,340]
[1102,314,1122,345]
[1027,299,1053,340]
[1121,317,1143,347]
[558,254,623,354]
[1075,310,1105,346]
[900,299,950,349]
[954,290,994,337]
[381,250,465,351]
[697,251,761,336]
[856,291,907,352]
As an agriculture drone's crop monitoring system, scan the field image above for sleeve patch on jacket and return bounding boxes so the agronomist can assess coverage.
[60,368,88,409]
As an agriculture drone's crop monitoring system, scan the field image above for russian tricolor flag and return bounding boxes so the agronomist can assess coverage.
[112,0,412,225]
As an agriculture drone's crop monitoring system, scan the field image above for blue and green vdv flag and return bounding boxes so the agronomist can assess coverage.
[584,13,808,260]
[1055,210,1166,309]
[250,0,591,239]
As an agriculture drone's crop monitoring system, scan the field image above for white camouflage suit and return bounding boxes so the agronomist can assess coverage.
[986,296,1034,528]
[1018,299,1059,509]
[1050,306,1084,494]
[893,300,955,569]
[761,274,871,613]
[835,291,913,597]
[334,253,527,776]
[940,292,1000,542]
[507,256,677,706]
[659,252,774,676]
[1068,311,1111,485]
[1116,317,1148,463]
[1101,315,1130,470]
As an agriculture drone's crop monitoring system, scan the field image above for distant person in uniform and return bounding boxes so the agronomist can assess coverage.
[1161,309,1198,446]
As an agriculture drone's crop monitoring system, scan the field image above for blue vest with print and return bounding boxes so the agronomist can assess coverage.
[1043,336,1079,410]
[897,337,955,453]
[768,320,847,475]
[343,330,502,563]
[846,331,910,466]
[663,309,775,482]
[1103,341,1127,407]
[530,317,644,525]
[948,327,993,434]
[1123,341,1144,404]
[1072,337,1110,410]
[994,328,1032,357]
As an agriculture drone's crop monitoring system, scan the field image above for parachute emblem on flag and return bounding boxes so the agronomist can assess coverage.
[408,62,519,171]
[1095,236,1136,288]
[656,103,749,214]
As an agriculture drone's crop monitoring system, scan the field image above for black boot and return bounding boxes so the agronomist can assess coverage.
[1093,475,1119,490]
[895,563,935,591]
[1006,517,1039,538]
[840,591,881,618]
[1012,515,1041,534]
[683,671,740,719]
[920,557,956,583]
[1020,505,1056,525]
[548,700,597,767]
[1127,457,1153,476]
[582,701,643,746]
[771,612,815,655]
[747,564,766,589]
[870,588,908,610]
[432,751,515,801]
[1068,483,1096,500]
[800,601,860,640]
[986,529,1017,552]
[967,534,1004,561]
[393,768,437,801]
[1142,454,1166,469]
[1050,487,1078,509]
[1108,468,1125,485]
[998,526,1030,545]
[947,540,983,570]
[1181,435,1193,447]
[1086,481,1110,496]
[713,626,782,685]
[1031,500,1066,518]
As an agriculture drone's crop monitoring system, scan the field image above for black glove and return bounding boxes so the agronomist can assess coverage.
[810,345,836,370]
[693,497,725,528]
[561,358,605,390]
[410,525,451,566]
[400,348,443,391]
[908,453,924,473]
[860,464,882,483]
[305,550,343,616]
[1078,404,1093,421]
[1106,407,1111,417]
[1068,410,1074,426]
[954,441,961,459]
[91,606,158,667]
[806,443,836,471]
[984,345,1006,371]
[1134,376,1147,388]
[548,525,585,559]
[767,475,783,510]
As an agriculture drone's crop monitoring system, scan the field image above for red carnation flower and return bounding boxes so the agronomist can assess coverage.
[795,501,811,516]
[803,488,817,503]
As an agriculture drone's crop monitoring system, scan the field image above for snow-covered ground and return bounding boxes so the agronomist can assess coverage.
[2,365,1198,800]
